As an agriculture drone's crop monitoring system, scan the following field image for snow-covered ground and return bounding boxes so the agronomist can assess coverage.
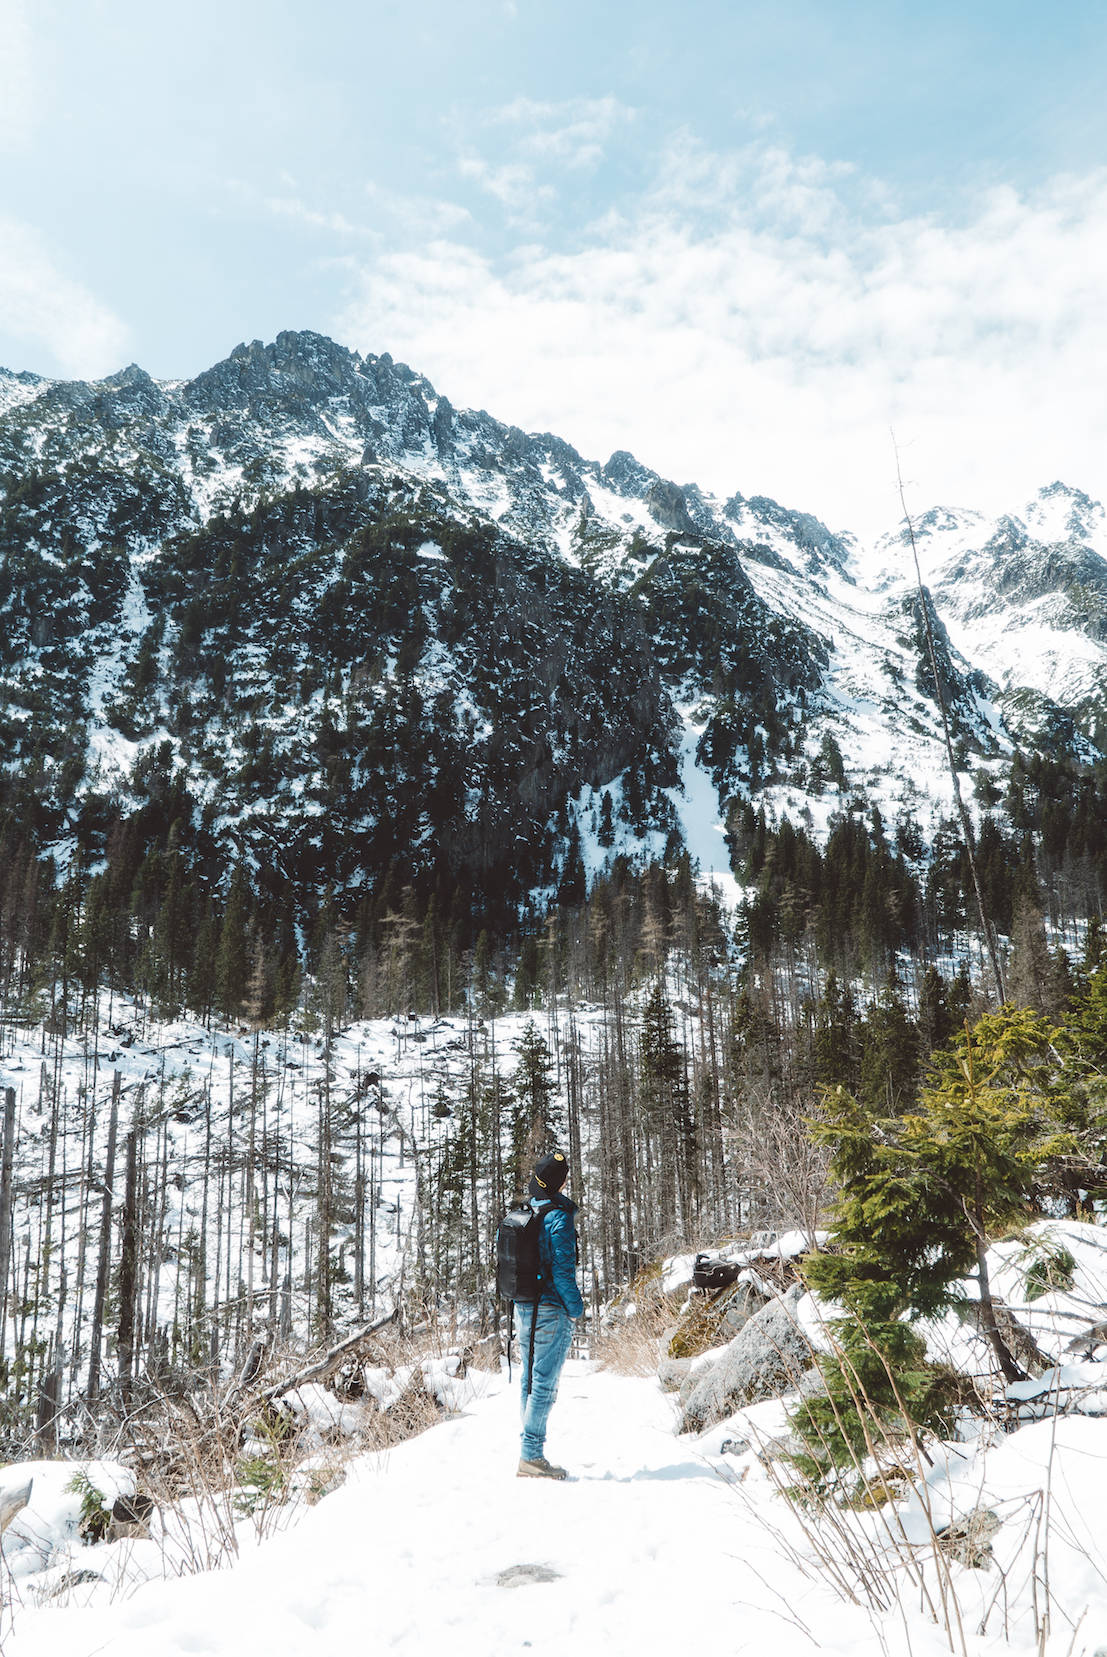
[2,988,1107,1657]
[5,1357,1107,1656]
[573,706,746,910]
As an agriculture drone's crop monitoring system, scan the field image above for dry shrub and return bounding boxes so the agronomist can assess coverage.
[363,1371,445,1452]
[112,1325,470,1574]
[596,1268,683,1375]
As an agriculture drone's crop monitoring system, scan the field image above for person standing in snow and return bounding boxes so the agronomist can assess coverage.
[516,1150,584,1479]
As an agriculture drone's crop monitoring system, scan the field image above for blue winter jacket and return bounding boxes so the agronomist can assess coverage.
[530,1193,584,1319]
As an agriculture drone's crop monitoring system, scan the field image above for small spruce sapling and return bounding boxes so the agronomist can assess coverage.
[67,1469,111,1543]
[792,1007,1097,1489]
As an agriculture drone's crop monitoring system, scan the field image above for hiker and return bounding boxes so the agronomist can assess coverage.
[516,1150,584,1479]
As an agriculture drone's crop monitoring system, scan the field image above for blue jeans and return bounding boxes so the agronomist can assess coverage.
[516,1299,574,1462]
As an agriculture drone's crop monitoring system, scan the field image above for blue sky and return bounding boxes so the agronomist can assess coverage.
[4,0,1107,534]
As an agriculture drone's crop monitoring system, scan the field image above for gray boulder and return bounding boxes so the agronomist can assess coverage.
[679,1284,816,1433]
[658,1355,694,1394]
[719,1280,765,1336]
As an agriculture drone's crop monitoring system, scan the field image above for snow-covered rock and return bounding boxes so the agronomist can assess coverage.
[678,1282,816,1432]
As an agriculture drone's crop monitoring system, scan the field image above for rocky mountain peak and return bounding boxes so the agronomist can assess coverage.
[601,449,661,495]
[1025,481,1106,549]
[186,329,364,412]
[0,366,48,419]
[725,492,852,578]
[983,515,1031,556]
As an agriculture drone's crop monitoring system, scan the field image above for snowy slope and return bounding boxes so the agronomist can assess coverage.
[863,485,1107,731]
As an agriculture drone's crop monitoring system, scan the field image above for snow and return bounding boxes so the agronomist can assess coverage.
[1024,484,1107,554]
[0,372,49,419]
[666,710,744,910]
[3,993,777,1401]
[919,1219,1107,1387]
[455,461,515,524]
[890,1414,1107,1649]
[662,1230,832,1297]
[736,540,1012,846]
[2,1461,134,1585]
[83,563,155,785]
[951,613,1105,704]
[570,709,744,909]
[0,990,1106,1657]
[854,488,1107,714]
[6,1359,1107,1656]
[5,337,1105,913]
[724,499,826,576]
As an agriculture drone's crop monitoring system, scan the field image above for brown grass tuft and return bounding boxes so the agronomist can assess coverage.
[595,1270,682,1375]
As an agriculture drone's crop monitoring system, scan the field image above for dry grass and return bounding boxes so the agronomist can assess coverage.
[57,1324,475,1587]
[595,1271,683,1375]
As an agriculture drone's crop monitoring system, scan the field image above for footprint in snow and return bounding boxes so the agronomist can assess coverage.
[493,1563,562,1588]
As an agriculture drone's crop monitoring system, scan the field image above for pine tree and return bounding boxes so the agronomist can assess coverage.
[558,824,586,907]
[513,934,540,1010]
[639,978,695,1237]
[813,971,859,1090]
[1065,958,1107,1072]
[857,972,918,1114]
[187,902,221,1022]
[473,929,493,1010]
[796,1006,1089,1484]
[509,1020,561,1192]
[215,867,250,1023]
[597,790,615,848]
[1006,895,1054,1013]
[916,964,955,1059]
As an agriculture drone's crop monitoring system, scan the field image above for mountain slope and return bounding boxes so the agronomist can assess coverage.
[867,484,1107,752]
[0,329,1104,927]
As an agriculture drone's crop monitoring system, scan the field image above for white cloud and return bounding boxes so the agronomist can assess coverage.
[456,96,635,220]
[263,195,366,236]
[362,185,472,238]
[235,176,472,243]
[0,219,128,377]
[457,156,554,216]
[491,95,634,169]
[0,0,33,151]
[337,139,1107,539]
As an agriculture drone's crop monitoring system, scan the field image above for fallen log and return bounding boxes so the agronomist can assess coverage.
[0,1479,32,1535]
[256,1307,399,1405]
[957,1297,1053,1378]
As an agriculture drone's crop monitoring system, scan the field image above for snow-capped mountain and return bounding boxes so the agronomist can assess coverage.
[0,330,1102,911]
[867,484,1107,748]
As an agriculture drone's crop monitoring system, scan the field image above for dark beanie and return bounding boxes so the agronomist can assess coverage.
[530,1150,569,1195]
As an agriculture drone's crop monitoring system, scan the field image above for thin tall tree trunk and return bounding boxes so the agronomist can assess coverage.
[87,1069,120,1405]
[0,1087,16,1360]
[117,1112,141,1402]
[895,445,1006,1000]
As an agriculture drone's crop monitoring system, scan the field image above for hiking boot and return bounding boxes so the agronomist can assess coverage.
[517,1455,568,1480]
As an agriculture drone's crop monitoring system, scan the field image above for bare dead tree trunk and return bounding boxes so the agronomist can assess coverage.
[35,1337,60,1452]
[895,442,1006,1000]
[0,1087,16,1359]
[117,1109,141,1402]
[87,1069,121,1405]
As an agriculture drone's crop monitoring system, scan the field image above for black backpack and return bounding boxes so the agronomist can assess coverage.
[495,1201,547,1303]
[495,1200,551,1394]
[692,1252,742,1290]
